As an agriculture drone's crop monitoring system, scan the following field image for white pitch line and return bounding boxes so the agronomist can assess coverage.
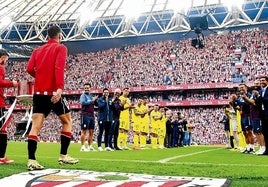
[158,147,224,163]
[12,152,268,168]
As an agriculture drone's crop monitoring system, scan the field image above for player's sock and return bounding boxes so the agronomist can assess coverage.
[60,131,72,155]
[133,134,139,147]
[122,133,127,148]
[28,135,38,160]
[117,132,123,148]
[0,133,7,158]
[233,134,240,148]
[151,137,157,149]
[158,136,164,147]
[140,135,146,147]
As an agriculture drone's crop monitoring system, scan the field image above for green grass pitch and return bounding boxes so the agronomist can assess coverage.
[1,142,268,187]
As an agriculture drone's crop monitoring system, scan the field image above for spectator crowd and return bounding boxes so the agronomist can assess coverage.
[6,28,268,89]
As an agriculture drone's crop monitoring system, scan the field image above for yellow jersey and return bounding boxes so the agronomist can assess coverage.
[150,110,161,127]
[119,95,131,121]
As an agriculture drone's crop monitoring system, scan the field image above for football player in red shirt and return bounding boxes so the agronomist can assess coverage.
[26,25,78,171]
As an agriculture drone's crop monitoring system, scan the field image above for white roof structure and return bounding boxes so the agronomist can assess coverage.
[0,0,267,42]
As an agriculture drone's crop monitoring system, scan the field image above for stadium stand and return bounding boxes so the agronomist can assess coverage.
[5,28,268,145]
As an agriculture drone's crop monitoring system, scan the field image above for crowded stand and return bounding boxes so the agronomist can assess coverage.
[5,28,268,89]
[63,90,232,104]
[7,108,225,146]
[4,28,268,146]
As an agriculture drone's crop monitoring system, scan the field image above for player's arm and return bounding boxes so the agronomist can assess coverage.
[223,108,231,119]
[80,94,97,105]
[51,46,67,103]
[145,106,153,114]
[120,98,133,110]
[112,99,124,111]
[120,98,128,110]
[156,112,163,120]
[0,69,16,88]
[241,93,255,106]
[55,45,67,91]
[134,107,142,116]
[152,113,161,120]
[97,97,107,109]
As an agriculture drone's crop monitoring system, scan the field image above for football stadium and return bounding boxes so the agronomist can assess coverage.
[0,0,268,186]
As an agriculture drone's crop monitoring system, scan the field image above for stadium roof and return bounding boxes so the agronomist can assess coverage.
[0,0,268,43]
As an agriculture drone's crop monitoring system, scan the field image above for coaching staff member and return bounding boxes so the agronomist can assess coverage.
[259,76,268,155]
[26,25,78,171]
[110,88,123,150]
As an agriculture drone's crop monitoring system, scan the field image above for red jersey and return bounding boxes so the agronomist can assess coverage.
[0,65,14,108]
[26,39,67,94]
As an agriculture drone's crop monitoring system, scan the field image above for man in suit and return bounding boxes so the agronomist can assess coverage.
[259,76,268,155]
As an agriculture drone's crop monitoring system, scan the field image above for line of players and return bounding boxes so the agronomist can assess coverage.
[80,86,195,151]
[222,77,268,155]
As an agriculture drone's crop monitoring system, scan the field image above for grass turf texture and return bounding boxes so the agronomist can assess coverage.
[1,142,268,187]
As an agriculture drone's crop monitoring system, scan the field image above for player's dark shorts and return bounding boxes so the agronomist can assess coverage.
[81,115,95,130]
[241,116,252,131]
[33,95,70,117]
[251,119,262,133]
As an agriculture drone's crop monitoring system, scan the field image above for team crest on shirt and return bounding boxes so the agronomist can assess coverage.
[0,169,230,187]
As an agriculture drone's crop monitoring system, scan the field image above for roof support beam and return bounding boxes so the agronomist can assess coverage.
[0,0,267,42]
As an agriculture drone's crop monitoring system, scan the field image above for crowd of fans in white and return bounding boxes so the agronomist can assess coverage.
[5,28,268,145]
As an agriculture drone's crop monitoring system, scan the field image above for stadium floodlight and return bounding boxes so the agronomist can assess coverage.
[168,0,191,15]
[223,0,244,11]
[0,16,13,29]
[78,0,97,28]
[122,0,144,22]
[79,10,96,27]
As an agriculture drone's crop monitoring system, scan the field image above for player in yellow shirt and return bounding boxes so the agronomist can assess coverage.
[158,107,167,149]
[150,104,162,149]
[132,98,144,150]
[140,96,153,148]
[118,88,133,149]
